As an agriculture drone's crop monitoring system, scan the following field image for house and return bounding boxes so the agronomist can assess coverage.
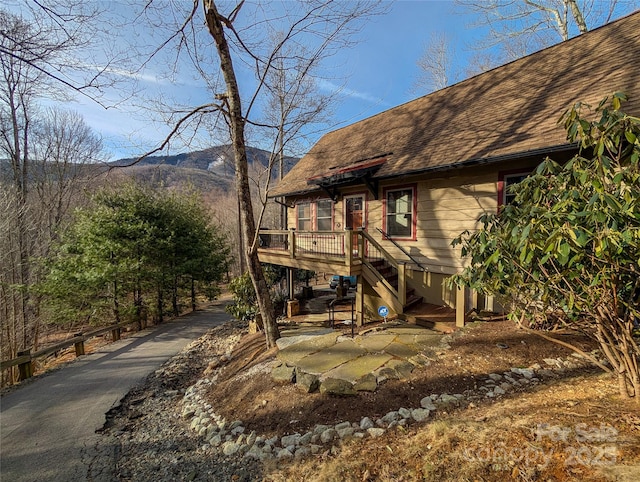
[258,11,640,328]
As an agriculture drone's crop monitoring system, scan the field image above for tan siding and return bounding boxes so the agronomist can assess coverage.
[414,171,498,270]
[284,165,518,272]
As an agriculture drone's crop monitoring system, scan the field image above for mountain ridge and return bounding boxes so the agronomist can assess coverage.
[110,145,298,192]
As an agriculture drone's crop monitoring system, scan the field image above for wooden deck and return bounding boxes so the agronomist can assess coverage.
[259,229,467,329]
[401,302,458,332]
[258,248,361,276]
[258,229,365,276]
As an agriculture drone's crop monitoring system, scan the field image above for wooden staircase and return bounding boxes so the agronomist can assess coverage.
[401,303,457,332]
[364,255,423,316]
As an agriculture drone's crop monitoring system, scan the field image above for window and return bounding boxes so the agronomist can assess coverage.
[296,199,333,231]
[384,186,415,239]
[297,202,311,231]
[499,171,530,206]
[316,199,333,231]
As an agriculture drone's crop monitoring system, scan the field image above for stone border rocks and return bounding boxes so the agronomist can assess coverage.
[182,340,605,462]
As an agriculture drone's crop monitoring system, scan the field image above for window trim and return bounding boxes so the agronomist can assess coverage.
[295,198,334,231]
[497,169,531,208]
[382,184,417,241]
[316,198,334,231]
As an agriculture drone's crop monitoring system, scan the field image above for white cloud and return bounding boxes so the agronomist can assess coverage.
[316,78,389,106]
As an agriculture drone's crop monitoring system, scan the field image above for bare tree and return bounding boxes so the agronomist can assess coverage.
[0,11,106,380]
[201,1,282,347]
[414,1,637,95]
[0,12,51,368]
[32,109,105,243]
[0,3,130,104]
[413,32,458,94]
[134,0,383,348]
[457,0,639,60]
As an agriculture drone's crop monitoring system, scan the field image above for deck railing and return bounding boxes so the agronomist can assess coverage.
[258,230,351,260]
[258,229,405,304]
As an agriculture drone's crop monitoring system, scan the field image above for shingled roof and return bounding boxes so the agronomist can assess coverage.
[270,10,640,198]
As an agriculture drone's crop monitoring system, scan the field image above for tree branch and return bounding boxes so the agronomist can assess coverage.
[114,103,222,168]
[522,327,613,374]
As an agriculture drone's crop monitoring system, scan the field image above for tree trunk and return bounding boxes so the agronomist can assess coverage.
[566,0,588,34]
[595,310,639,403]
[112,279,121,324]
[204,1,280,348]
[172,275,179,317]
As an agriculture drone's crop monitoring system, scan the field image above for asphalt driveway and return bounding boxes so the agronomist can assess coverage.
[0,303,230,482]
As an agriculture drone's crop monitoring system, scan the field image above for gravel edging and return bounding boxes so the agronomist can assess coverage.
[102,320,263,482]
[182,329,605,462]
[101,319,605,479]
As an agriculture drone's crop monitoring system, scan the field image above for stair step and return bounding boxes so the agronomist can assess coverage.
[413,318,456,333]
[376,265,395,273]
[404,294,423,310]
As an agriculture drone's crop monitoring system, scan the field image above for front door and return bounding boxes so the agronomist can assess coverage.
[345,194,365,255]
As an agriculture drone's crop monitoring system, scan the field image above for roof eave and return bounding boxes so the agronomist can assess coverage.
[268,143,577,199]
[381,143,577,182]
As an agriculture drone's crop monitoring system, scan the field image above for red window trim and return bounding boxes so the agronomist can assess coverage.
[497,168,531,209]
[295,198,334,231]
[382,184,417,241]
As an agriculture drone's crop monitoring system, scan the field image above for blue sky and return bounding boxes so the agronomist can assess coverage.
[320,1,468,122]
[22,0,635,161]
[57,1,479,160]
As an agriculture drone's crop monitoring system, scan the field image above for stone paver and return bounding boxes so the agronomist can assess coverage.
[298,314,330,323]
[395,334,419,346]
[322,353,393,383]
[274,320,443,389]
[354,334,396,352]
[295,339,366,375]
[276,328,335,350]
[383,341,420,359]
[277,333,339,364]
[385,359,415,378]
[413,334,443,348]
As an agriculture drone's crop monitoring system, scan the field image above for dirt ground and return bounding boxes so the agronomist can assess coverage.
[205,320,640,481]
[205,320,598,438]
[13,302,639,481]
[265,369,640,482]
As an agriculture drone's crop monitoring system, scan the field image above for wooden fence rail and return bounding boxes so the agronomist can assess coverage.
[1,320,137,381]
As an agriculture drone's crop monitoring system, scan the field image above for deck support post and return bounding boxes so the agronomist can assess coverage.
[288,230,296,259]
[455,286,466,328]
[471,289,479,312]
[356,275,364,326]
[287,268,295,301]
[397,262,407,306]
[485,295,495,312]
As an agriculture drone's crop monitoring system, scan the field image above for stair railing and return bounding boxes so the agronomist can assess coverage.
[375,227,429,272]
[358,229,406,306]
